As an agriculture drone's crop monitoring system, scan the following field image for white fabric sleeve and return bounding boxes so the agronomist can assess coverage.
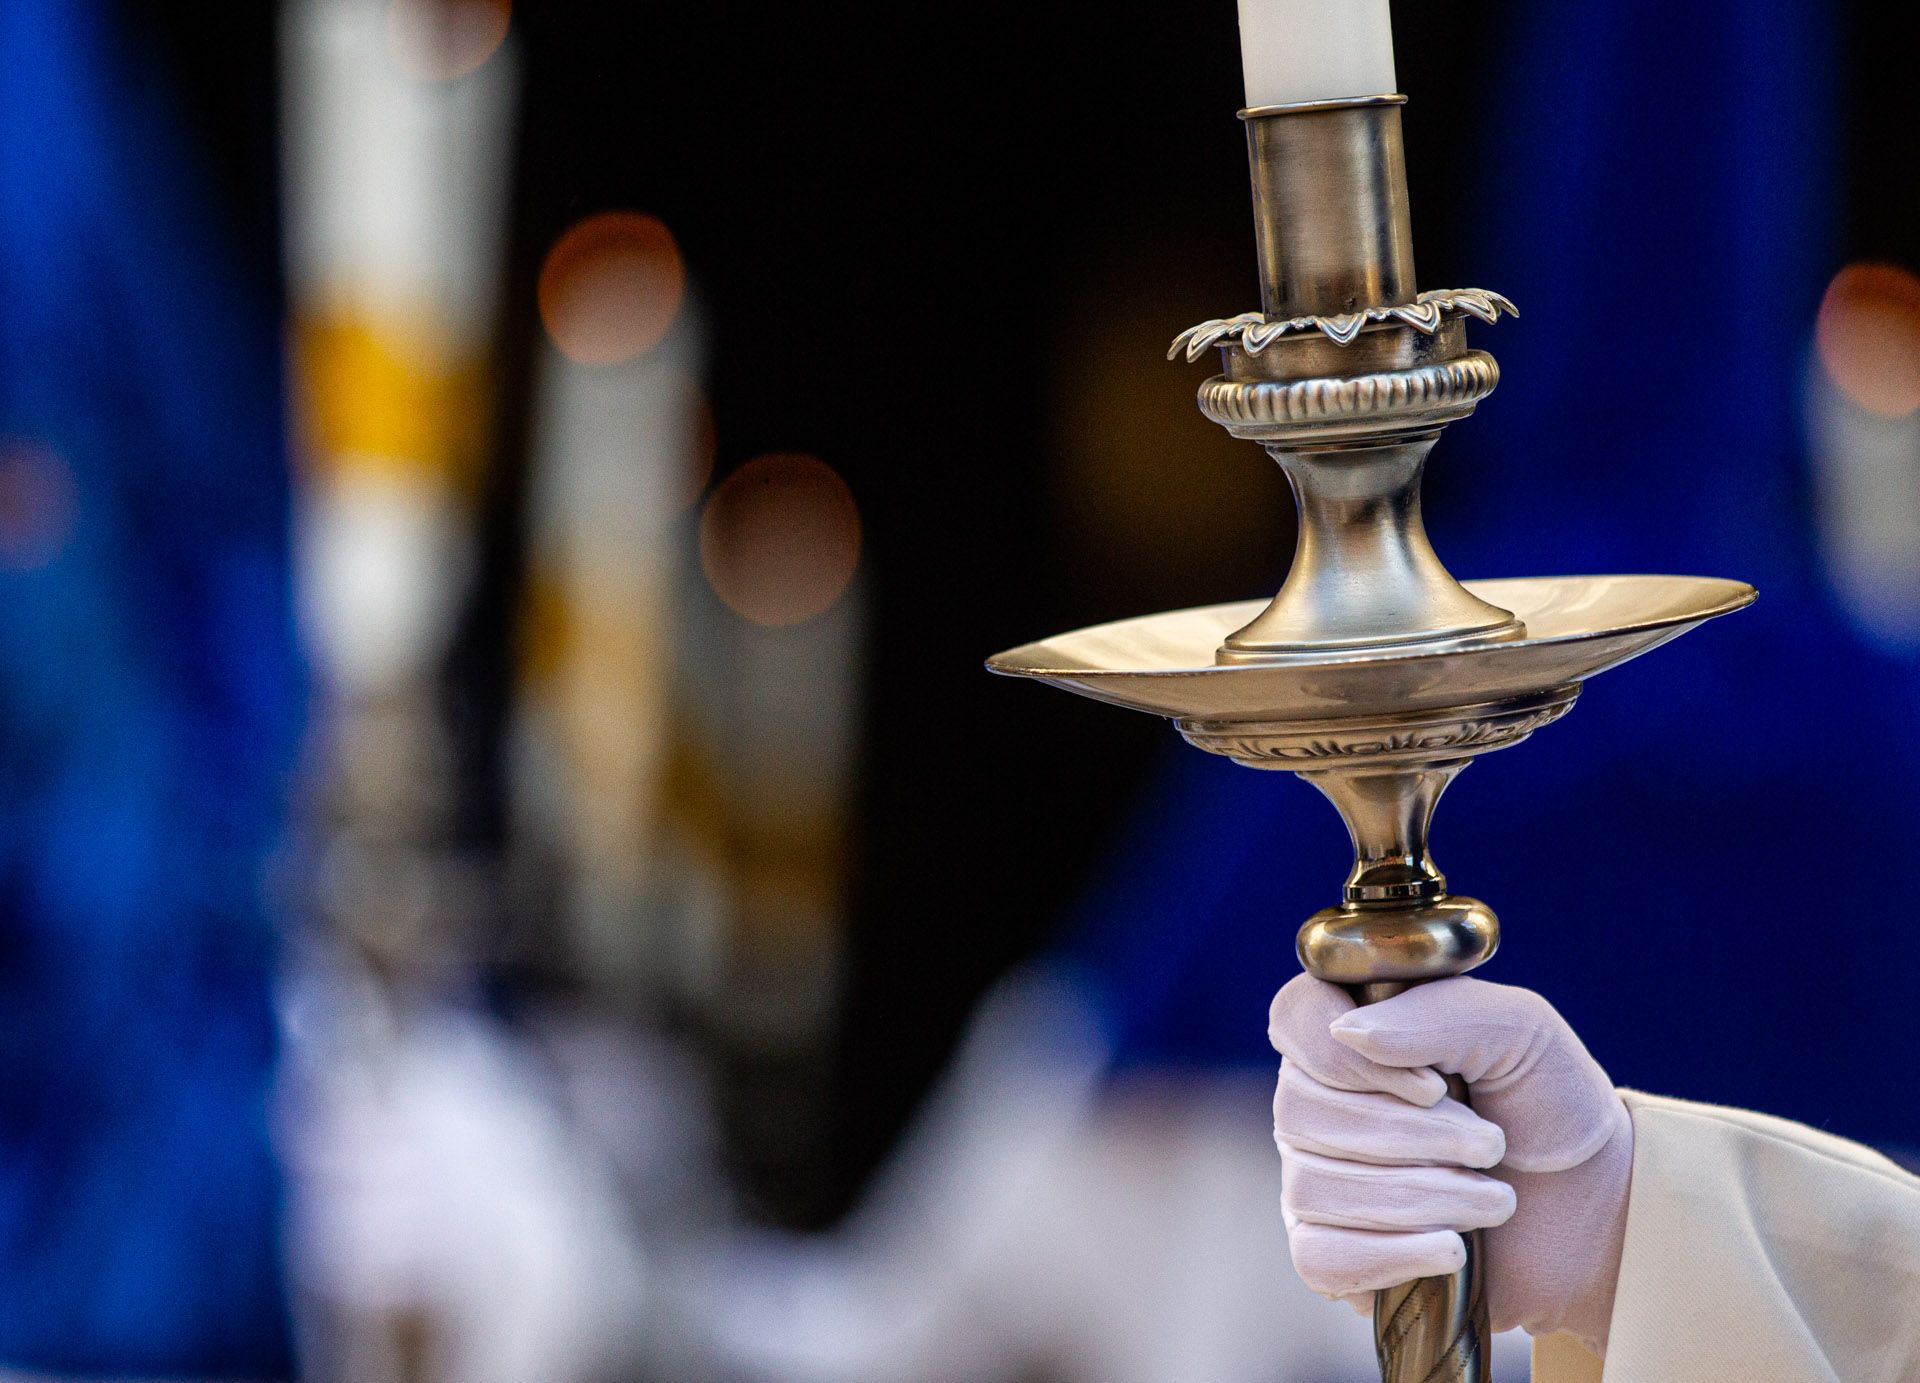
[1532,1090,1920,1383]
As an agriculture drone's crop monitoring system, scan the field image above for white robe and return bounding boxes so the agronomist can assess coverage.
[1533,1091,1920,1382]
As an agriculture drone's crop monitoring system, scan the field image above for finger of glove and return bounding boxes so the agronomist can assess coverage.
[1274,1062,1505,1169]
[1285,1217,1468,1299]
[1327,976,1622,1171]
[1281,1146,1516,1233]
[1269,975,1447,1107]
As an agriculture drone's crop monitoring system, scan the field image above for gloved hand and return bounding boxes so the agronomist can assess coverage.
[1268,974,1633,1352]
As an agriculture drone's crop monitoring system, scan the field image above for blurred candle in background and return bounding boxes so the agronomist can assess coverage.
[1236,0,1396,108]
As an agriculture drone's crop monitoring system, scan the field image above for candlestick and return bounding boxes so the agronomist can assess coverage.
[989,30,1755,1383]
[1238,0,1396,109]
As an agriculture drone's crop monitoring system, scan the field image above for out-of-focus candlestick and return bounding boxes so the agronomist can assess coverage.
[1237,0,1396,108]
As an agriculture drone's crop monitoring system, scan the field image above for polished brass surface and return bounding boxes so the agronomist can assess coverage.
[1301,896,1501,987]
[1210,99,1520,668]
[987,80,1756,1383]
[1221,438,1523,661]
[988,575,1753,722]
[1199,349,1501,446]
[1305,758,1500,1382]
[1245,97,1415,322]
[1178,686,1580,777]
[1172,292,1517,358]
[1223,316,1468,380]
[1242,94,1411,119]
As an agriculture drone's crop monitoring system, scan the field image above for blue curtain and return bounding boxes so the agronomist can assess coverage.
[0,0,299,1373]
[1062,1,1920,1155]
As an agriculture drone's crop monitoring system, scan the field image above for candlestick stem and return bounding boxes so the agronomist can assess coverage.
[1296,761,1501,1381]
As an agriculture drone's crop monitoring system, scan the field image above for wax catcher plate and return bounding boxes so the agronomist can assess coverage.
[987,575,1755,723]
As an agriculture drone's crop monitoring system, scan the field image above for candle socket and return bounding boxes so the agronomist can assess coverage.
[1245,95,1416,322]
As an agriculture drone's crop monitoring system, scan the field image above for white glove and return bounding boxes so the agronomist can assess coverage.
[1268,974,1633,1352]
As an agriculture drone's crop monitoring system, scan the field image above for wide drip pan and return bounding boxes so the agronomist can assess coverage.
[987,575,1755,723]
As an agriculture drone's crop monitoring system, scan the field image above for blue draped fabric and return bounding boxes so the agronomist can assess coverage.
[0,0,299,1372]
[1063,1,1920,1154]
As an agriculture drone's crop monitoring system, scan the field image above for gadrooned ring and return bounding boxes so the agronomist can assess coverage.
[1198,352,1500,441]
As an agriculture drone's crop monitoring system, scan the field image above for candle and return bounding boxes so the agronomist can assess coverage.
[1237,0,1397,109]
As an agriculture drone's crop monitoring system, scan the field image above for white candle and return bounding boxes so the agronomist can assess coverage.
[1237,0,1397,109]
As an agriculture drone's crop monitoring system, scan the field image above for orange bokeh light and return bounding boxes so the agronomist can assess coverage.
[386,0,511,81]
[0,440,78,571]
[1816,263,1920,418]
[700,455,861,628]
[539,212,686,366]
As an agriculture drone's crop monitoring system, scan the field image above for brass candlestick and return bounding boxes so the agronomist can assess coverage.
[988,90,1751,1381]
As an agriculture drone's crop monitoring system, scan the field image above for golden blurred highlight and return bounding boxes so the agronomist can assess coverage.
[1050,232,1291,615]
[539,212,686,366]
[516,567,572,689]
[294,312,488,490]
[1816,263,1920,418]
[700,455,861,627]
[386,0,512,81]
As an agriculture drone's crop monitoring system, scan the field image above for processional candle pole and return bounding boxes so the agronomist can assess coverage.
[989,3,1754,1379]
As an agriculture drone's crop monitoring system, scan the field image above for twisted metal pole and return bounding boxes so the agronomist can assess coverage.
[1368,1059,1492,1380]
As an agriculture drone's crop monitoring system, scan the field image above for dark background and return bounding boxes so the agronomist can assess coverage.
[137,0,1920,1225]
